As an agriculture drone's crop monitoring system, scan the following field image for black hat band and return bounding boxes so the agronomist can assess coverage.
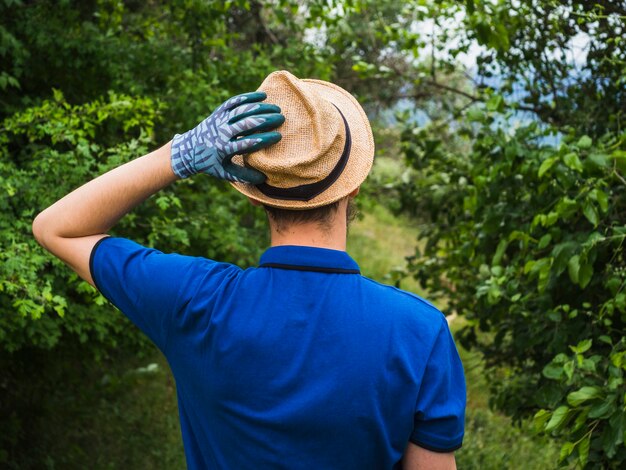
[255,104,352,202]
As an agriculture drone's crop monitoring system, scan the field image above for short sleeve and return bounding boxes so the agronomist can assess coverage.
[90,237,235,352]
[411,317,466,452]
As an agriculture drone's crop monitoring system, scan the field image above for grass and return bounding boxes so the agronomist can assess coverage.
[348,155,445,308]
[4,347,186,470]
[453,327,561,469]
[348,200,427,298]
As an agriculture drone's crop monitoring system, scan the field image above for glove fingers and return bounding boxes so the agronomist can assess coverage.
[224,131,282,156]
[221,91,268,112]
[222,157,267,184]
[230,113,285,138]
[228,103,282,124]
[220,131,282,183]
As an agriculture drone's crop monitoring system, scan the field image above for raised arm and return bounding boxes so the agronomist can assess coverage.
[32,143,177,285]
[32,92,283,286]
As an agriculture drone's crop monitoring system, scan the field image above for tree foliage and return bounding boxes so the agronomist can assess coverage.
[398,1,626,468]
[402,112,626,468]
[1,91,156,353]
[464,0,626,137]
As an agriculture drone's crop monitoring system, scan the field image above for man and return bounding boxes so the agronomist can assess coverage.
[33,71,465,469]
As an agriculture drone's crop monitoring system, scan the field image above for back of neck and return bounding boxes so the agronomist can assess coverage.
[270,222,347,251]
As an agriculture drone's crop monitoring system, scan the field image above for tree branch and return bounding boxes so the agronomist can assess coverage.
[421,79,541,114]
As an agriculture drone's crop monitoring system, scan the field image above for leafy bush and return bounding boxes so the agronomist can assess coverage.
[1,91,156,353]
[400,106,626,467]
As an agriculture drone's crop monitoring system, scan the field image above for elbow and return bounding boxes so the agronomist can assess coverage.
[32,211,50,249]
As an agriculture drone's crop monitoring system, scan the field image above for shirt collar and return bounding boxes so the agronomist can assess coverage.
[259,245,361,274]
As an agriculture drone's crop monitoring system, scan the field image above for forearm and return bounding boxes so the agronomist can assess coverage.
[33,141,177,246]
[402,443,456,470]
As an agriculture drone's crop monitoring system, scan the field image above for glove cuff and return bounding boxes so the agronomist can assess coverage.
[170,132,196,179]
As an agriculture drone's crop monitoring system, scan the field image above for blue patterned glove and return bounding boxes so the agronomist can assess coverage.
[171,91,284,184]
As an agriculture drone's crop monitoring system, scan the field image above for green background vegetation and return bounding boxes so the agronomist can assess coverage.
[1,0,625,468]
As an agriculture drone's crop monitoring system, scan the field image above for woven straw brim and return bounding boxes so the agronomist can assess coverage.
[231,78,374,209]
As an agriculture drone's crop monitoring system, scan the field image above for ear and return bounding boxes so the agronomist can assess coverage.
[247,196,263,207]
[349,187,360,198]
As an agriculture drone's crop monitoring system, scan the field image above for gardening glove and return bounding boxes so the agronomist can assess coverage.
[170,91,284,184]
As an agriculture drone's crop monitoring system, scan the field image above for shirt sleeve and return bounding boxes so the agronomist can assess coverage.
[89,237,236,352]
[411,317,466,452]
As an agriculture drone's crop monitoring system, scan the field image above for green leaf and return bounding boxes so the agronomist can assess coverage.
[611,412,625,446]
[491,265,503,276]
[590,189,609,213]
[533,409,551,433]
[486,94,504,112]
[580,358,597,372]
[552,242,578,275]
[545,405,570,432]
[582,201,599,227]
[573,408,590,432]
[586,153,610,169]
[492,239,508,266]
[579,433,591,467]
[579,262,593,289]
[559,441,575,462]
[538,234,552,249]
[487,284,502,304]
[563,152,583,172]
[599,335,613,345]
[543,362,563,380]
[571,339,592,354]
[568,255,580,284]
[577,135,593,149]
[538,156,558,178]
[567,386,603,407]
[613,150,626,172]
[547,310,562,322]
[52,88,64,102]
[537,259,552,292]
[466,106,484,122]
[524,260,536,274]
[601,412,624,457]
[589,396,615,419]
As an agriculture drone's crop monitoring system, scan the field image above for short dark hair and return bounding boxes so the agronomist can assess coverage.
[263,198,356,233]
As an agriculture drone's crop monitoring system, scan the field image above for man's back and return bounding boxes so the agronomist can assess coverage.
[93,240,465,469]
[35,70,466,468]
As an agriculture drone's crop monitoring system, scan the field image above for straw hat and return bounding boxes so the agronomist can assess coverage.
[231,70,374,209]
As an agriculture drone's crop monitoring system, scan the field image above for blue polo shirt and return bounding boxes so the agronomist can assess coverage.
[90,237,465,469]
